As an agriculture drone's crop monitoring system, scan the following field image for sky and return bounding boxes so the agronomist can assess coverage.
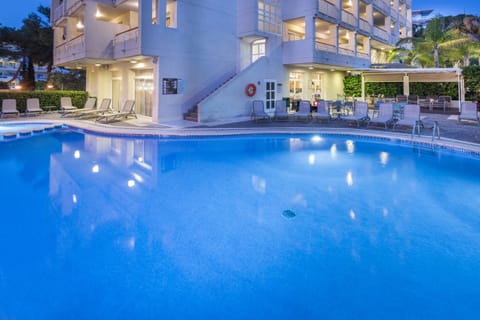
[0,0,479,28]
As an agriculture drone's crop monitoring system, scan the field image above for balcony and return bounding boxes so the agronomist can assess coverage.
[54,34,85,65]
[113,27,141,59]
[359,18,371,33]
[338,47,355,56]
[341,10,356,27]
[374,0,390,15]
[53,0,84,25]
[315,41,337,53]
[318,0,339,19]
[373,26,388,41]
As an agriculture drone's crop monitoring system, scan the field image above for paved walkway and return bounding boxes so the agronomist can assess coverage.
[2,110,480,151]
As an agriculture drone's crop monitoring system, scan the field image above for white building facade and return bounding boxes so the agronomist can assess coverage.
[51,0,412,123]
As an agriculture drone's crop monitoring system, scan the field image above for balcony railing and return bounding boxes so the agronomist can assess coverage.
[374,0,390,14]
[341,10,356,27]
[53,0,84,24]
[357,51,369,59]
[318,0,339,19]
[54,34,85,64]
[359,18,371,33]
[373,26,388,40]
[113,27,140,59]
[315,41,337,53]
[338,47,355,56]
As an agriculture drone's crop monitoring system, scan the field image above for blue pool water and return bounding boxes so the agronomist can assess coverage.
[1,129,480,319]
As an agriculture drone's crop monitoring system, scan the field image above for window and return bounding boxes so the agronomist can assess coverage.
[152,0,158,24]
[251,39,266,63]
[166,0,177,28]
[258,0,281,34]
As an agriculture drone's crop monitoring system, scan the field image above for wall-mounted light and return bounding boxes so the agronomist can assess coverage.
[76,21,84,29]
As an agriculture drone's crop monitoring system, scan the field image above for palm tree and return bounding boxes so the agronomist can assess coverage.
[423,17,447,67]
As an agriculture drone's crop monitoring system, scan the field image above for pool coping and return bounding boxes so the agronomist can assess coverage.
[2,118,480,155]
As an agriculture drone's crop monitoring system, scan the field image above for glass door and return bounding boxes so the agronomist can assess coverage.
[134,70,153,117]
[265,79,276,110]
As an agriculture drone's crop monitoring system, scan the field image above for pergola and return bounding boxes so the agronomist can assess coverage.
[360,68,464,109]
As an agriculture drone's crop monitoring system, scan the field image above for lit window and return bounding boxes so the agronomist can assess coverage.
[251,39,266,63]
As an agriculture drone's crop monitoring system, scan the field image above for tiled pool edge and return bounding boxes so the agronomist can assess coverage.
[2,119,480,156]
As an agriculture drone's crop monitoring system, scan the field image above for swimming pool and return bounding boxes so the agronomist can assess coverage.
[1,129,480,319]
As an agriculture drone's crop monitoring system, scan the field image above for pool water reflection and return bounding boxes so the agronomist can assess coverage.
[1,130,480,319]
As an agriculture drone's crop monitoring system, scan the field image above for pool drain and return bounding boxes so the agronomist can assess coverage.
[282,209,296,219]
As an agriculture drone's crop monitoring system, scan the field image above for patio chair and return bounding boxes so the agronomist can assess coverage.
[62,97,97,117]
[393,104,421,130]
[274,100,290,121]
[1,99,19,118]
[251,100,271,122]
[368,102,394,130]
[25,98,43,116]
[60,97,77,113]
[96,100,136,123]
[458,101,479,125]
[294,100,312,121]
[73,98,112,118]
[313,100,331,122]
[341,101,369,127]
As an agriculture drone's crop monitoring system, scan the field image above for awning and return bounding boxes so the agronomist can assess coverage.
[360,67,464,108]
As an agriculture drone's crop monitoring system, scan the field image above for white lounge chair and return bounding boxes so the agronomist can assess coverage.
[251,100,271,122]
[25,98,43,116]
[341,101,369,126]
[73,98,111,118]
[294,100,312,121]
[313,100,331,122]
[60,97,77,113]
[394,104,421,130]
[368,102,394,129]
[458,101,479,125]
[96,100,136,123]
[274,100,290,121]
[62,97,96,117]
[1,99,19,118]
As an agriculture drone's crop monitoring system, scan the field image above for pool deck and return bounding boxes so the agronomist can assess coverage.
[1,110,480,153]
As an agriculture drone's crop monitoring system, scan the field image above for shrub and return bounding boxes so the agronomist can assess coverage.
[0,90,90,113]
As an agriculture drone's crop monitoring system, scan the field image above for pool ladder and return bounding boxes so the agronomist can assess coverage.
[411,120,440,141]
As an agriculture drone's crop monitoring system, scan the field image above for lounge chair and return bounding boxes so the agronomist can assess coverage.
[368,103,394,129]
[60,97,78,114]
[25,98,43,116]
[1,99,19,118]
[294,100,312,121]
[458,101,479,125]
[62,97,96,117]
[393,104,421,130]
[313,100,331,122]
[274,100,290,121]
[341,101,369,126]
[251,100,271,122]
[96,100,136,123]
[73,98,111,118]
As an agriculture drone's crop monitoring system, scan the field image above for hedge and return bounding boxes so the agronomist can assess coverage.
[0,90,90,113]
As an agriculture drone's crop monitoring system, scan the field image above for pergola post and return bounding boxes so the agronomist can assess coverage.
[403,73,410,96]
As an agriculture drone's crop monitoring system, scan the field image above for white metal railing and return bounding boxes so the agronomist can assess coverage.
[341,10,356,27]
[54,34,85,63]
[359,18,371,33]
[113,27,140,58]
[315,41,337,53]
[375,0,390,14]
[53,0,84,24]
[357,51,369,59]
[338,47,355,56]
[318,0,339,19]
[373,26,388,40]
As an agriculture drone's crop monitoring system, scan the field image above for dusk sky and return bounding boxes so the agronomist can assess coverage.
[0,0,479,28]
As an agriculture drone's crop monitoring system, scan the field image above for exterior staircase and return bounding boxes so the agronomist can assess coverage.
[183,73,236,122]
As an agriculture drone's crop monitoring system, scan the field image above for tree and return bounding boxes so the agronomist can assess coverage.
[0,6,52,90]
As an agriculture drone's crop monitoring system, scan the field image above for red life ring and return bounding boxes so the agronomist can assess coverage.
[245,83,256,97]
